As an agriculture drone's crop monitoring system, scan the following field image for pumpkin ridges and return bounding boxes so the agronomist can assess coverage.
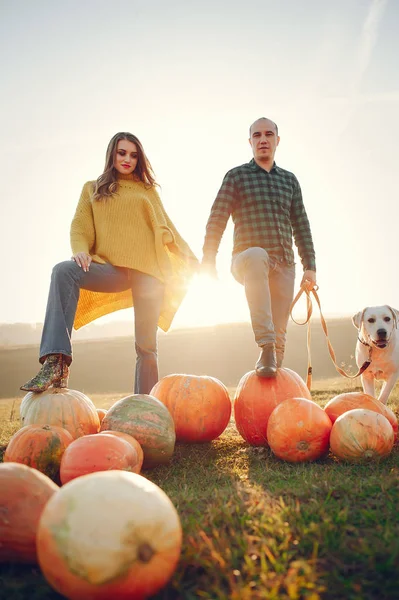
[4,424,73,480]
[20,389,100,439]
[330,409,394,462]
[150,374,231,443]
[267,397,332,462]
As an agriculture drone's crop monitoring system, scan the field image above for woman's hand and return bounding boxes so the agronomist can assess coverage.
[72,252,92,272]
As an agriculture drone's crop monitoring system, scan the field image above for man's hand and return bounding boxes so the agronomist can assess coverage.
[300,269,317,290]
[200,257,218,280]
[72,252,92,272]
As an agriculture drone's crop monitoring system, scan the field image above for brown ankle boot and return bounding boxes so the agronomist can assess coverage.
[20,354,69,393]
[255,345,277,378]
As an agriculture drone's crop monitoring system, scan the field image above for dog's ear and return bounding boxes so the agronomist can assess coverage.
[387,306,399,329]
[352,311,363,329]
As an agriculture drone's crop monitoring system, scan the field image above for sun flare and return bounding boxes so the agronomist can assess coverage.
[174,273,249,329]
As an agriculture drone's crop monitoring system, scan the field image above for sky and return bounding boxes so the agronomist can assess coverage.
[1,0,399,331]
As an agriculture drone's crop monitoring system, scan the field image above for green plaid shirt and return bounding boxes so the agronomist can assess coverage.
[202,159,316,271]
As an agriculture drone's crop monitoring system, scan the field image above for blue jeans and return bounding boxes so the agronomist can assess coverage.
[40,261,165,394]
[231,247,295,365]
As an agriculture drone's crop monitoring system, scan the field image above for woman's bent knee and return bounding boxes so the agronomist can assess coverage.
[51,260,80,280]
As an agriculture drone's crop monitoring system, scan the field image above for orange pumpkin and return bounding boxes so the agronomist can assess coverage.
[96,408,108,424]
[150,374,231,442]
[234,368,311,445]
[100,394,175,469]
[0,462,58,563]
[4,424,73,480]
[100,431,144,472]
[60,433,141,485]
[324,391,398,437]
[20,388,100,439]
[330,409,394,462]
[267,397,332,462]
[37,471,182,599]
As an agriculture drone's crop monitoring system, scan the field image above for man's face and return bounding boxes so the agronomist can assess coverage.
[249,119,280,163]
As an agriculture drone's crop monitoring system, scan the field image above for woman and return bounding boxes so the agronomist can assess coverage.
[21,132,198,395]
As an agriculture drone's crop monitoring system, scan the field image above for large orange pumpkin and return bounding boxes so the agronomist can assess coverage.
[100,394,175,469]
[330,409,394,462]
[60,433,142,485]
[37,471,182,599]
[20,388,100,439]
[100,431,144,473]
[0,462,59,563]
[234,368,311,445]
[4,424,73,480]
[267,397,332,462]
[150,374,231,442]
[324,391,398,437]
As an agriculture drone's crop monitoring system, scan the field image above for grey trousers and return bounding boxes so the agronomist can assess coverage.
[231,247,296,365]
[39,261,165,395]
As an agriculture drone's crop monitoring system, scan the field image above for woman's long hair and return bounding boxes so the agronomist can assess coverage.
[93,132,157,201]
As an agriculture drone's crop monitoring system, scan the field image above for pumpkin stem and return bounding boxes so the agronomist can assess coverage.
[137,543,154,563]
[363,449,375,459]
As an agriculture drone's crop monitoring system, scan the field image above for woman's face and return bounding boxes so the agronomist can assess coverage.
[114,139,138,175]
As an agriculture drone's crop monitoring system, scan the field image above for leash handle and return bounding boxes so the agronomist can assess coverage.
[290,285,371,390]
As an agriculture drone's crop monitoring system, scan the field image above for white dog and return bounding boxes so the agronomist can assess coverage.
[352,305,399,405]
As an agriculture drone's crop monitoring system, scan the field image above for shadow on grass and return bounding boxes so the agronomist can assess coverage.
[0,563,63,600]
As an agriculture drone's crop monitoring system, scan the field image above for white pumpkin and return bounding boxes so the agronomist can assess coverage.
[37,470,182,599]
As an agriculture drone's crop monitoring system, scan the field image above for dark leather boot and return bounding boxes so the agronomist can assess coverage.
[255,345,277,378]
[20,354,69,393]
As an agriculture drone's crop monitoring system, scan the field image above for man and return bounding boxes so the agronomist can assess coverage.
[201,117,316,377]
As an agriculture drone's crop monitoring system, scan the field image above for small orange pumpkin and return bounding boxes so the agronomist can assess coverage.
[4,424,73,480]
[330,409,394,462]
[60,433,141,485]
[37,471,182,599]
[234,368,311,445]
[20,388,100,439]
[267,397,332,462]
[150,374,231,442]
[96,408,108,424]
[324,391,398,437]
[0,462,59,563]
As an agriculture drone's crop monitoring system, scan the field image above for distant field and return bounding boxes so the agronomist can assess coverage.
[0,319,359,399]
[1,381,399,600]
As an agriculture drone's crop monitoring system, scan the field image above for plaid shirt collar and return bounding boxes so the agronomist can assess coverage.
[248,158,279,174]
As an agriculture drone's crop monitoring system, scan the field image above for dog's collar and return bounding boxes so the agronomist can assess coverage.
[358,336,370,348]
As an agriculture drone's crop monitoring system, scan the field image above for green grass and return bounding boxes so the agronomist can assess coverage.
[1,383,399,600]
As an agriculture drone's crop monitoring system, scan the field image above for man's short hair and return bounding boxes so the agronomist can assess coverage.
[249,118,279,136]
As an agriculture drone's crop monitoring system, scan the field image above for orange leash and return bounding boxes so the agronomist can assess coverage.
[290,285,372,390]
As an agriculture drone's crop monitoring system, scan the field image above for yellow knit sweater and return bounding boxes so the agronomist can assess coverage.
[70,175,198,331]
